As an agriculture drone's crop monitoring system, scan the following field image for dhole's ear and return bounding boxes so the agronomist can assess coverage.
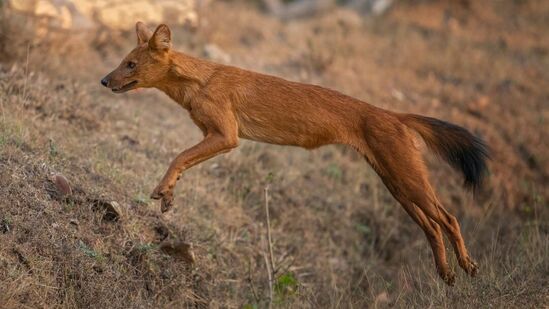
[136,21,152,45]
[149,24,171,52]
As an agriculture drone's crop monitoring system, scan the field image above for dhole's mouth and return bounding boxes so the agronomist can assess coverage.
[112,80,138,93]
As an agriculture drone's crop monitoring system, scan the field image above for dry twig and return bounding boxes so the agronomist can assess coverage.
[264,186,275,308]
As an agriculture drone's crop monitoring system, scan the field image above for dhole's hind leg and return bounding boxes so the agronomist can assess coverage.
[409,181,478,276]
[361,154,454,283]
[361,129,478,283]
[383,166,479,278]
[416,196,479,277]
[395,197,455,285]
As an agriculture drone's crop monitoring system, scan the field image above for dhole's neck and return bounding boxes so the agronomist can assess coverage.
[156,51,218,108]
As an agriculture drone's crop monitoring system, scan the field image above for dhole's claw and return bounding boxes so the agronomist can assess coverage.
[160,191,174,213]
[150,186,174,213]
[150,191,162,200]
[460,257,479,277]
[469,261,479,277]
[150,185,168,199]
[442,271,456,286]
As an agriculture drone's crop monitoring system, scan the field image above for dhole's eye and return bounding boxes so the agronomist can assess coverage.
[127,61,136,69]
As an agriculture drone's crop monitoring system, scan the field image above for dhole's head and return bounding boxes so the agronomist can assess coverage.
[101,22,172,93]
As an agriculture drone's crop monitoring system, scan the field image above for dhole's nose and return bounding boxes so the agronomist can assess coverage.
[101,77,109,87]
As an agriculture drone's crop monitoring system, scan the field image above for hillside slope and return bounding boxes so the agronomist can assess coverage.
[1,1,548,307]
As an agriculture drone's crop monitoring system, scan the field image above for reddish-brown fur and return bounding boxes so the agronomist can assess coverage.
[101,22,490,285]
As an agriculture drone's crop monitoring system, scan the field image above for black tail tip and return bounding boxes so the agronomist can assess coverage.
[458,135,490,192]
[408,115,490,192]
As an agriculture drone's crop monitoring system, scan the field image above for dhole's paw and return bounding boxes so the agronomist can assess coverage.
[150,186,174,213]
[441,270,456,286]
[459,257,479,277]
[160,193,174,213]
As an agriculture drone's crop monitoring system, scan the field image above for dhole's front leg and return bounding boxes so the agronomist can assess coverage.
[151,102,239,212]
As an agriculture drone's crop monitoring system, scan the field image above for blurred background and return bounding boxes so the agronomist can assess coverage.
[0,0,547,307]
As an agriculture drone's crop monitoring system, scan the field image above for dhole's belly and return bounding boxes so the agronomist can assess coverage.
[235,108,339,148]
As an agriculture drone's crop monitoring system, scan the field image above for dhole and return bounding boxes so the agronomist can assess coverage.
[101,22,489,285]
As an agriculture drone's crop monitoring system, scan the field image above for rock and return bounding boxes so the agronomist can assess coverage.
[375,291,389,304]
[1,220,10,233]
[7,0,198,31]
[371,0,393,16]
[391,88,405,101]
[159,240,195,264]
[91,199,124,222]
[203,44,231,63]
[347,0,393,16]
[154,223,170,242]
[263,0,392,19]
[51,174,72,197]
[264,0,335,19]
[475,95,490,109]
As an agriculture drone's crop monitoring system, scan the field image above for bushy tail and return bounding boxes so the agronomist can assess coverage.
[398,113,490,190]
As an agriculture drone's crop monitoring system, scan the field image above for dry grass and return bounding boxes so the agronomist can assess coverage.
[1,0,548,308]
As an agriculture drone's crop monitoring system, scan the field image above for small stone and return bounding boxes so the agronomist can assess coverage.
[51,174,71,197]
[375,291,389,304]
[371,0,393,16]
[91,199,124,222]
[159,241,195,264]
[391,88,405,101]
[476,95,490,109]
[203,44,231,63]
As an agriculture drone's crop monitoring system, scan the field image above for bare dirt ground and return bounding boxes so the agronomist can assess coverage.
[0,1,548,308]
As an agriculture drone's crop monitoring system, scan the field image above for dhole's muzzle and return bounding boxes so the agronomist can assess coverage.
[100,72,138,93]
